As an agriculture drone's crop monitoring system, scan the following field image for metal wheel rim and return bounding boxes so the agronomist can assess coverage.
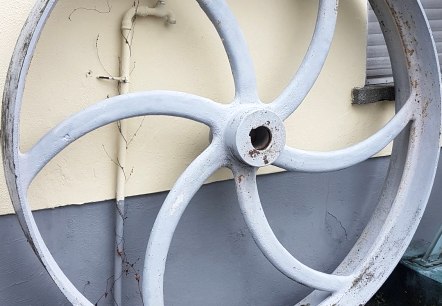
[2,1,441,305]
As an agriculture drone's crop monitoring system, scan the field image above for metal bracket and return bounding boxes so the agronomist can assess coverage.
[351,83,395,104]
[412,225,442,268]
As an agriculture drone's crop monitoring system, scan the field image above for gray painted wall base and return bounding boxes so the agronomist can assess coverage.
[1,153,442,305]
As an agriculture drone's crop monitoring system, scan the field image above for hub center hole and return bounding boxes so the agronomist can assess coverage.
[249,126,272,150]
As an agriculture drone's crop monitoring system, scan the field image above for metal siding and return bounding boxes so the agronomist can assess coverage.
[367,0,442,84]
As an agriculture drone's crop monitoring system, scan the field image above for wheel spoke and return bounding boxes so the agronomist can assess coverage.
[269,0,338,120]
[232,165,351,292]
[197,0,258,102]
[19,90,226,188]
[274,97,415,172]
[142,142,226,306]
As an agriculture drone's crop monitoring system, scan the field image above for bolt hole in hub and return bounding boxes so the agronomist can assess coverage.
[249,126,272,150]
[226,109,286,167]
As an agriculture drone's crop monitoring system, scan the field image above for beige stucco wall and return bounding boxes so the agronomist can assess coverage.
[0,0,395,215]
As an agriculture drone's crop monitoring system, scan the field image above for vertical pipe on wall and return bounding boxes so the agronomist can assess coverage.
[113,4,175,305]
[113,10,132,305]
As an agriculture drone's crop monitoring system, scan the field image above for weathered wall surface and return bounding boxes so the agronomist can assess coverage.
[0,155,441,305]
[0,0,399,215]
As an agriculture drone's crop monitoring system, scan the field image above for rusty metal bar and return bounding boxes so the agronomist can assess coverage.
[352,83,395,104]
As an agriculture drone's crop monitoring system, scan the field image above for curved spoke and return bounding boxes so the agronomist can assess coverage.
[232,165,351,292]
[269,0,338,120]
[274,97,415,172]
[197,0,258,102]
[19,90,226,188]
[142,142,226,306]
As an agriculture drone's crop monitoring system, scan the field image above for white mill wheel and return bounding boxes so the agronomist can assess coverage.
[2,0,441,305]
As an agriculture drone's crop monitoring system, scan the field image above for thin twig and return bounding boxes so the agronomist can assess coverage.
[68,0,112,21]
[130,61,137,76]
[116,121,129,147]
[126,117,146,149]
[102,144,128,180]
[125,167,135,183]
[96,34,114,78]
[94,274,116,305]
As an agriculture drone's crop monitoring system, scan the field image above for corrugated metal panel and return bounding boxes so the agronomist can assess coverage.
[367,0,442,84]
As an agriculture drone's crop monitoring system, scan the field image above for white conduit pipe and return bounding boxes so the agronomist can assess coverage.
[113,3,175,305]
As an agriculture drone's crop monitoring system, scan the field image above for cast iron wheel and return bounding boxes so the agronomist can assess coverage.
[2,0,441,305]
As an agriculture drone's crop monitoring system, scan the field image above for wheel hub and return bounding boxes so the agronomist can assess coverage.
[225,108,286,167]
